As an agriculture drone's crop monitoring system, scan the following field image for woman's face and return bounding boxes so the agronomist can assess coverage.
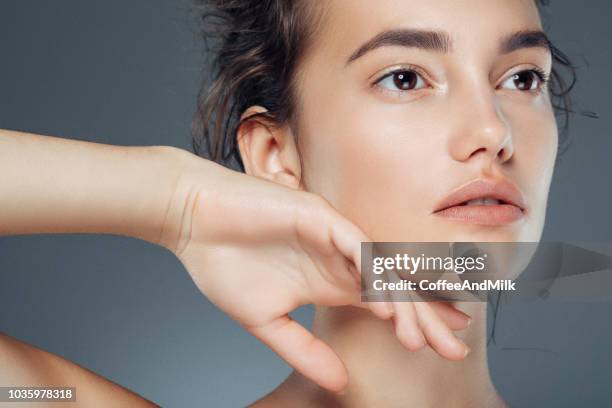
[293,0,557,243]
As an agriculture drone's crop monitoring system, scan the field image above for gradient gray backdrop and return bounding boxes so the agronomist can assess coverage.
[1,1,610,407]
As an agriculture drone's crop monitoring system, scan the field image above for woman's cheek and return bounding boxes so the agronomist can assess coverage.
[327,108,441,240]
[506,101,558,240]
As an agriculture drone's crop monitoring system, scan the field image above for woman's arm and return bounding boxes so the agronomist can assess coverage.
[0,128,187,247]
[0,332,158,407]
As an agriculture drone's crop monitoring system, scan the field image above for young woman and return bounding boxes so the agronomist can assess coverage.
[0,0,575,406]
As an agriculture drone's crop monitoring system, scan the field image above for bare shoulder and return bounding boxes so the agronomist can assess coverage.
[248,389,341,408]
[0,332,158,407]
[246,374,338,408]
[247,388,296,408]
[246,379,300,408]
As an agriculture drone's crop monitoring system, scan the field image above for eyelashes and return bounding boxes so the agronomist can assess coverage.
[372,64,431,94]
[525,66,550,85]
[498,66,550,92]
[374,65,429,92]
[372,65,551,96]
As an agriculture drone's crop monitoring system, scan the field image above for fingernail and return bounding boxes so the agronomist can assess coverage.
[464,346,471,358]
[417,332,427,348]
[385,301,394,316]
[466,317,472,327]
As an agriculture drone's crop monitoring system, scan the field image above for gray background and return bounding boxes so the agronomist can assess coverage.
[0,1,610,407]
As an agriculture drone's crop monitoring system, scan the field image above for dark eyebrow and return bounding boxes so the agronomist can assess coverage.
[346,29,452,65]
[499,29,551,54]
[346,28,551,66]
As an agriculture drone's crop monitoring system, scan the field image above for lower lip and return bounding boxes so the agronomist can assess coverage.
[433,204,525,226]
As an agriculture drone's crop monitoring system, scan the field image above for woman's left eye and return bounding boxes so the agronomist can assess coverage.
[499,69,548,92]
[375,69,427,92]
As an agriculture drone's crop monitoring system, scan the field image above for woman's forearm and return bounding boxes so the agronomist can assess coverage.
[0,129,190,246]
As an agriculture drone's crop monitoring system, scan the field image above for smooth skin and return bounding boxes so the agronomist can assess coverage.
[1,0,558,404]
[0,130,470,406]
[243,0,556,406]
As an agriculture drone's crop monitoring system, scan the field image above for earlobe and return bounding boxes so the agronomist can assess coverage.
[237,106,302,190]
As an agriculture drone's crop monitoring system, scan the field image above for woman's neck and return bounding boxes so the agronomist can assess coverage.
[273,303,508,408]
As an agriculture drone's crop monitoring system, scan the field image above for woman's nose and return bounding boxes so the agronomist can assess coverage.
[447,84,514,165]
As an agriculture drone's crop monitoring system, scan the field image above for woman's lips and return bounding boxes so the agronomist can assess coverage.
[433,203,524,226]
[432,178,527,226]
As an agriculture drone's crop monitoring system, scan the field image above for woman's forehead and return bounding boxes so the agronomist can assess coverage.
[310,0,543,60]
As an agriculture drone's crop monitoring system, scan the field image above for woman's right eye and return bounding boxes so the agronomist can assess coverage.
[375,69,427,92]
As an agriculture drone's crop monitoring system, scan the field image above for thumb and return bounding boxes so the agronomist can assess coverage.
[245,314,348,393]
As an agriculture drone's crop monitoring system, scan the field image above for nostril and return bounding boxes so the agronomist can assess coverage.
[468,147,487,159]
[497,146,514,162]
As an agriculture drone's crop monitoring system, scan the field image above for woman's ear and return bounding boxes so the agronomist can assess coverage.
[237,106,303,190]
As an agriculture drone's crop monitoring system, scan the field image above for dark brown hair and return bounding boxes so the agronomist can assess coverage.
[192,0,579,172]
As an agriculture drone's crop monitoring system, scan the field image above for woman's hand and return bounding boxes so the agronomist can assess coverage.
[0,130,470,393]
[160,153,471,393]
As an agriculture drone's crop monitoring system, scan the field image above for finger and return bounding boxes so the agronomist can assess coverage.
[328,210,366,284]
[246,315,348,393]
[414,301,470,360]
[387,269,426,351]
[429,302,471,331]
[362,279,394,320]
[372,304,394,319]
[328,213,393,320]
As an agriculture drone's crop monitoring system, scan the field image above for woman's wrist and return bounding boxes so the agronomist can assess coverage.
[153,145,235,255]
[115,144,192,247]
[152,144,202,253]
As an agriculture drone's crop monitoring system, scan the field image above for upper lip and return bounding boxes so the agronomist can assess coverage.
[433,178,527,213]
